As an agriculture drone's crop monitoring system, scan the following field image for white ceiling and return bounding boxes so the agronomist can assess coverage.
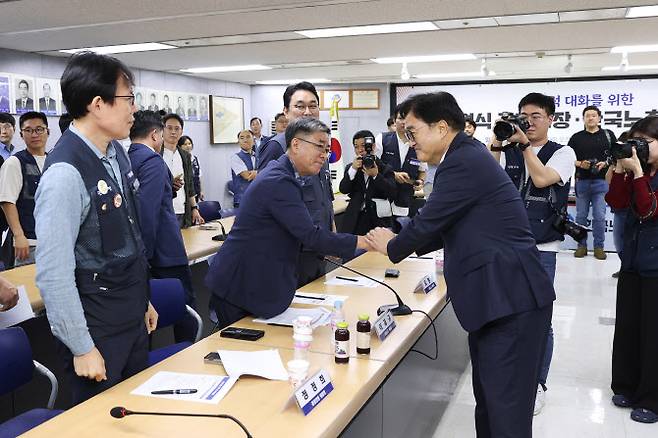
[0,0,657,84]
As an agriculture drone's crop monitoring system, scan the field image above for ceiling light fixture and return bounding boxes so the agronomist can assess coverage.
[400,62,411,80]
[480,58,490,77]
[296,21,437,38]
[611,44,658,53]
[626,5,658,18]
[59,43,176,55]
[601,64,658,71]
[255,78,331,85]
[371,53,476,64]
[180,65,272,73]
[415,71,496,79]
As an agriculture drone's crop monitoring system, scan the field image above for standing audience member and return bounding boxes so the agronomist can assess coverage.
[569,105,617,259]
[0,111,49,268]
[230,129,257,208]
[386,117,396,132]
[464,118,477,138]
[128,111,198,343]
[274,112,288,134]
[161,114,204,228]
[34,51,157,405]
[250,117,266,154]
[178,135,203,201]
[606,116,658,424]
[339,130,397,234]
[0,113,16,161]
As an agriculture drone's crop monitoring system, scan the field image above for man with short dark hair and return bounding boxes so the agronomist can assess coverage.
[274,112,288,134]
[464,118,477,138]
[0,112,16,161]
[34,51,158,405]
[0,111,49,267]
[206,117,370,328]
[250,117,265,153]
[569,105,617,259]
[15,80,34,113]
[386,117,395,132]
[367,91,554,438]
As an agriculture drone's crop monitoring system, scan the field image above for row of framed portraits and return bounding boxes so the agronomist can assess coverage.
[133,88,209,121]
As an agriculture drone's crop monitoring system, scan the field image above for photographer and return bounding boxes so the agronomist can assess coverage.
[339,130,396,234]
[569,106,617,259]
[606,116,658,424]
[490,92,576,415]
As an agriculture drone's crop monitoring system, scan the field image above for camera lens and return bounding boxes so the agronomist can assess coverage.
[493,121,515,141]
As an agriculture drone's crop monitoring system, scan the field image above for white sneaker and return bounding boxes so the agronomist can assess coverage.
[534,385,546,416]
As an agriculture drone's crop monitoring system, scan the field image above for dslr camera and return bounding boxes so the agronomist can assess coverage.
[493,112,531,141]
[552,209,589,242]
[358,136,377,169]
[610,138,650,165]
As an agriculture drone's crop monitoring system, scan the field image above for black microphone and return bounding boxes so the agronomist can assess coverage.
[322,256,412,316]
[110,406,252,437]
[212,221,227,241]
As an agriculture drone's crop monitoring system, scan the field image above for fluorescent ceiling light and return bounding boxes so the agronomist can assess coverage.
[415,71,496,79]
[255,78,331,85]
[611,44,658,53]
[558,8,627,22]
[371,53,476,64]
[59,43,175,55]
[296,21,437,38]
[495,13,558,26]
[434,17,498,29]
[626,6,658,18]
[181,65,272,73]
[602,64,658,71]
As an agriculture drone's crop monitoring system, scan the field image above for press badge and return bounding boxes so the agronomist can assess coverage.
[409,159,421,167]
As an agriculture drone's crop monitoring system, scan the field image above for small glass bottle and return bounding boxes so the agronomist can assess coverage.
[329,300,345,348]
[334,321,350,364]
[356,314,371,355]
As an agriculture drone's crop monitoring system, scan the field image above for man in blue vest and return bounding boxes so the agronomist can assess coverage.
[489,92,576,415]
[257,82,336,287]
[375,106,427,223]
[230,129,257,208]
[0,111,49,267]
[34,52,158,405]
[367,92,555,437]
[128,110,198,343]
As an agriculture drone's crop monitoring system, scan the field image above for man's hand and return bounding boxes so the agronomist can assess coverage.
[144,301,158,334]
[351,157,363,171]
[620,147,644,177]
[13,234,30,261]
[248,170,258,181]
[199,191,205,201]
[365,227,396,256]
[172,175,184,192]
[506,124,530,146]
[191,208,205,225]
[73,347,107,382]
[595,161,607,171]
[0,276,19,311]
[356,235,373,251]
[364,164,379,178]
[579,160,591,170]
[394,171,412,185]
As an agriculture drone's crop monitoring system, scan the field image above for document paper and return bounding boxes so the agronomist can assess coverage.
[130,371,237,404]
[0,286,35,328]
[218,349,289,381]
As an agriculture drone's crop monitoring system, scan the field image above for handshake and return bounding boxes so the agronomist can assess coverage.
[355,227,396,255]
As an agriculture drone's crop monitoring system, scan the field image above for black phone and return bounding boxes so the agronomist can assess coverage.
[385,268,400,278]
[220,327,265,341]
[204,352,222,364]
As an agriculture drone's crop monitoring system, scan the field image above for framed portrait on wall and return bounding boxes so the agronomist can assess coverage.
[161,91,174,114]
[209,96,244,144]
[36,78,60,115]
[198,94,209,121]
[133,87,147,111]
[13,76,35,114]
[0,74,10,113]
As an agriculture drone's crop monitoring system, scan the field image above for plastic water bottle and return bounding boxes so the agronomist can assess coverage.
[329,300,345,348]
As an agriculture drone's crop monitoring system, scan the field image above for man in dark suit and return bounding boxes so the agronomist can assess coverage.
[128,110,198,343]
[15,80,34,113]
[339,129,396,234]
[38,83,57,114]
[367,92,555,437]
[205,117,370,328]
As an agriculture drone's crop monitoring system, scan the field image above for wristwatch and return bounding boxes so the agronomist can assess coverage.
[191,205,199,210]
[490,145,505,152]
[518,142,532,151]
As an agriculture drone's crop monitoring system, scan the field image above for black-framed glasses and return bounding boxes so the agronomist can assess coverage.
[114,94,135,106]
[295,137,331,153]
[21,126,48,135]
[404,123,433,143]
[292,103,319,112]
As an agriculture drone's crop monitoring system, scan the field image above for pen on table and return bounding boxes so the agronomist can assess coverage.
[151,389,198,395]
[335,276,358,282]
[267,322,293,327]
[295,294,325,301]
[409,255,432,259]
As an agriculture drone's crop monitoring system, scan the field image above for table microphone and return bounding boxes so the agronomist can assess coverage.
[212,221,228,241]
[110,406,252,437]
[322,256,412,316]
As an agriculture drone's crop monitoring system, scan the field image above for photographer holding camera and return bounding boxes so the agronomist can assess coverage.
[606,116,658,424]
[569,106,617,259]
[489,92,576,415]
[339,130,397,234]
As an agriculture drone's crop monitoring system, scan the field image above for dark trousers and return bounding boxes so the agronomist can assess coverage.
[469,304,552,438]
[612,272,658,413]
[150,264,198,343]
[296,251,327,288]
[209,295,249,330]
[55,322,148,406]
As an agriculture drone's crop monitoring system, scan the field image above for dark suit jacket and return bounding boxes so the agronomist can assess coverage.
[256,132,286,171]
[15,97,34,111]
[128,143,188,268]
[387,132,555,332]
[39,97,56,113]
[338,159,397,233]
[205,154,357,318]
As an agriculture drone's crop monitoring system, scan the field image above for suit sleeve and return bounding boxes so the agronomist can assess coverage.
[387,156,478,263]
[135,156,166,261]
[372,162,397,200]
[339,164,357,194]
[182,151,196,199]
[269,176,356,259]
[257,141,284,171]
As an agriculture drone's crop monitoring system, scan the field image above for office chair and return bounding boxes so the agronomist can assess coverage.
[147,278,203,366]
[0,327,63,437]
[198,200,222,222]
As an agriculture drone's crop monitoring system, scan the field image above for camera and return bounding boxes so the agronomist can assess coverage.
[609,138,650,164]
[359,136,377,169]
[587,159,601,175]
[493,112,530,141]
[552,210,589,242]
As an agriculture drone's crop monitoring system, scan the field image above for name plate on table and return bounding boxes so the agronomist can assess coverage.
[413,273,437,294]
[294,369,334,415]
[374,310,396,341]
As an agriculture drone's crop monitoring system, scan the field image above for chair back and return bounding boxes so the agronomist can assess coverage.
[198,200,222,222]
[0,327,35,395]
[149,279,186,329]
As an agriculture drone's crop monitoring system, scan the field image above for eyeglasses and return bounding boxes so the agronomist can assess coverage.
[165,125,182,132]
[0,123,14,131]
[114,94,135,106]
[404,124,432,143]
[295,137,331,154]
[292,103,319,112]
[21,126,48,135]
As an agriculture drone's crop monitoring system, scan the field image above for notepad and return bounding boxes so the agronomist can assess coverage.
[253,307,332,329]
[292,292,348,306]
[131,371,237,404]
[217,349,289,381]
[0,286,35,328]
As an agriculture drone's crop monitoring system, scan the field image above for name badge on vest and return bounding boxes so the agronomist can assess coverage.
[97,179,109,195]
[409,159,421,167]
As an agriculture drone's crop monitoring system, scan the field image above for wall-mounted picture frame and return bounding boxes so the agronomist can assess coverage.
[210,95,244,144]
[13,75,35,115]
[351,89,380,109]
[35,78,61,115]
[0,73,11,113]
[320,90,350,110]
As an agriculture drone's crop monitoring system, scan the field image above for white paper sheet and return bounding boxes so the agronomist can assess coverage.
[0,286,35,328]
[324,275,377,287]
[218,349,289,381]
[292,292,348,306]
[130,371,237,404]
[253,307,331,329]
